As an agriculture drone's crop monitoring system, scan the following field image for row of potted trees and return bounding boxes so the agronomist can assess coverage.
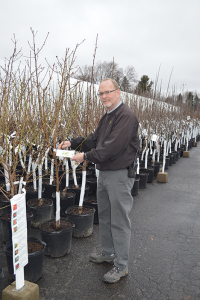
[0,31,199,285]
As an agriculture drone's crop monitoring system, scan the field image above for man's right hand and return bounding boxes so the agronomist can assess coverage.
[58,141,71,149]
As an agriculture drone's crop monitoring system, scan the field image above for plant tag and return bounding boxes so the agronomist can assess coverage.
[56,150,75,158]
[70,160,80,169]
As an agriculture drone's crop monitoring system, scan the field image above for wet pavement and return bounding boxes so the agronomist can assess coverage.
[1,144,200,300]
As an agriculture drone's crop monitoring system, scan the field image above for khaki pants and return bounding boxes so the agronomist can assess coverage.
[97,169,134,270]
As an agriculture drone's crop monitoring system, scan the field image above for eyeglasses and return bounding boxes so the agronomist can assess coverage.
[97,89,117,97]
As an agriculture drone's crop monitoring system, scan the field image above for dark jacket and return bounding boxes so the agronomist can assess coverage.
[70,103,139,171]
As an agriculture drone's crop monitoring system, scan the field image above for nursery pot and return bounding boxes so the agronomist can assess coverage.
[4,236,46,282]
[39,219,74,257]
[61,174,81,186]
[76,170,93,180]
[43,182,63,212]
[140,167,154,183]
[67,185,90,206]
[83,197,99,224]
[66,205,95,238]
[0,267,4,280]
[131,177,140,196]
[87,165,96,177]
[86,178,97,197]
[0,196,11,216]
[167,155,173,166]
[149,162,160,177]
[27,198,53,228]
[0,210,33,243]
[172,151,178,161]
[138,173,148,189]
[26,186,45,205]
[52,191,76,217]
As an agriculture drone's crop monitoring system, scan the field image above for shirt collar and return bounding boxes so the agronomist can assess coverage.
[107,101,122,114]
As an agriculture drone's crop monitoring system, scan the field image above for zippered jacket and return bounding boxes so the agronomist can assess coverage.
[70,103,139,171]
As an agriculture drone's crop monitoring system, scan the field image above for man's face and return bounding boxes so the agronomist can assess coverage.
[99,80,120,111]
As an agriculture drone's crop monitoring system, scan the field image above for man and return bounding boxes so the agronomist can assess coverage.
[59,78,139,283]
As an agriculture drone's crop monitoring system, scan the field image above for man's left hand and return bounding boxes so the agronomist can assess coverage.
[71,153,84,163]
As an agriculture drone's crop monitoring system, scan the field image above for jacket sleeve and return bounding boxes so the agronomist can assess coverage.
[70,133,97,153]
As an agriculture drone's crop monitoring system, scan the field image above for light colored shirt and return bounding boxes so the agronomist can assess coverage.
[107,101,122,114]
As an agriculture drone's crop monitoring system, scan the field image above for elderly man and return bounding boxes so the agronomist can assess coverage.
[59,78,139,283]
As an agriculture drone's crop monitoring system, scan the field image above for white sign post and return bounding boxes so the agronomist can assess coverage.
[10,189,28,290]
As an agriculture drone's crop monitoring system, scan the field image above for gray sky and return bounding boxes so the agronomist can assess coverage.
[1,0,200,95]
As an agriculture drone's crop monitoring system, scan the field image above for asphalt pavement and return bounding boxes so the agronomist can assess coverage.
[1,144,200,300]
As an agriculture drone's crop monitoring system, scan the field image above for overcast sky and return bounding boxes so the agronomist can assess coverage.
[1,0,200,95]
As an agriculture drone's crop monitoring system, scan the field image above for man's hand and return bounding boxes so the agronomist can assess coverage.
[58,141,71,150]
[71,153,84,163]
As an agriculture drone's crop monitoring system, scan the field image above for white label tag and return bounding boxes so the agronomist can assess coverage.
[56,150,75,158]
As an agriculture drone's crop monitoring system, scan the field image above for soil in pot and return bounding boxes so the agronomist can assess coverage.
[0,211,33,243]
[39,219,74,257]
[27,198,53,228]
[52,190,76,217]
[4,237,46,282]
[83,197,99,224]
[66,205,95,238]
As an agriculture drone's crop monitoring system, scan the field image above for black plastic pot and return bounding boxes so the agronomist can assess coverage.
[86,178,97,197]
[61,174,81,187]
[87,166,96,177]
[26,187,45,205]
[52,191,76,217]
[140,167,154,183]
[83,197,99,224]
[0,267,4,280]
[27,198,53,228]
[172,151,178,161]
[4,236,46,282]
[131,177,140,196]
[138,173,148,189]
[150,162,161,177]
[76,170,93,180]
[39,219,74,257]
[167,155,173,166]
[43,183,63,211]
[67,185,90,206]
[0,210,33,243]
[0,197,11,216]
[66,205,95,238]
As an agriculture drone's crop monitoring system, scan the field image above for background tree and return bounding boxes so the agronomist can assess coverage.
[75,60,137,93]
[135,75,153,95]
